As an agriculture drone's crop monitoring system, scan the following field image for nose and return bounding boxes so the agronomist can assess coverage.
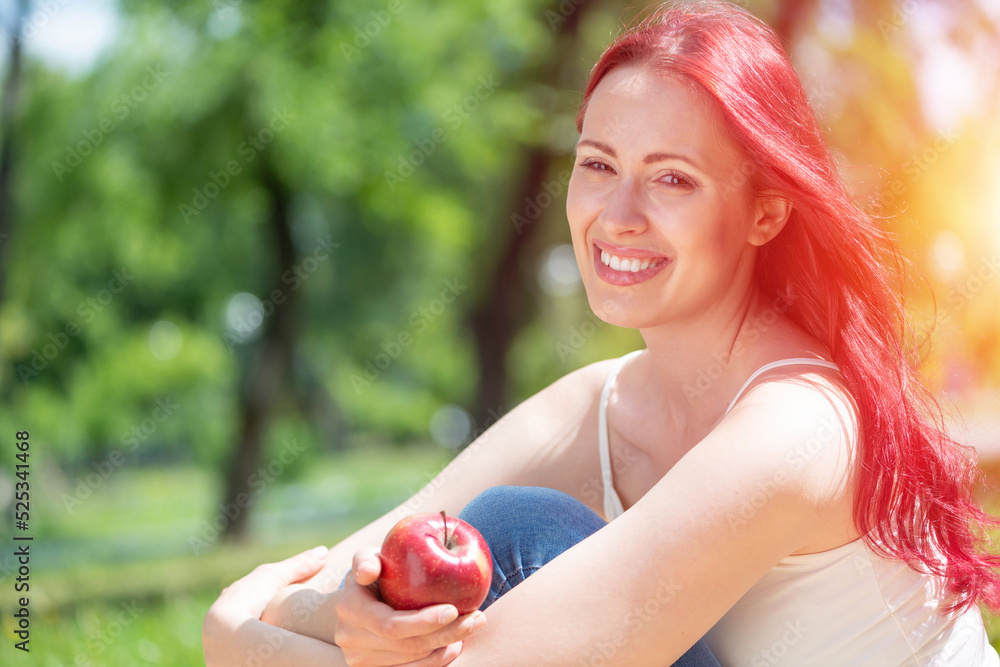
[596,179,648,236]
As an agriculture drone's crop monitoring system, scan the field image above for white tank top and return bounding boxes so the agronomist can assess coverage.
[597,350,998,666]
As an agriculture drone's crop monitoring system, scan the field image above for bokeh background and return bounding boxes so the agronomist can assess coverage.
[0,0,998,663]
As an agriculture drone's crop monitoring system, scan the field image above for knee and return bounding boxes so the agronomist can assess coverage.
[459,486,605,575]
[459,485,576,526]
[459,485,602,540]
[459,486,517,532]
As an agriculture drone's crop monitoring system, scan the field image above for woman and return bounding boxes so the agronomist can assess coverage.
[203,2,1000,664]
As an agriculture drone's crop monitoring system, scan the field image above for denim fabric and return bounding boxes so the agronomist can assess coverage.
[459,485,721,667]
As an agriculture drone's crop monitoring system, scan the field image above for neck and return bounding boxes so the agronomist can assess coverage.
[635,283,778,431]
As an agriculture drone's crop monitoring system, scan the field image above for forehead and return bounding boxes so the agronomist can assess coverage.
[580,64,743,169]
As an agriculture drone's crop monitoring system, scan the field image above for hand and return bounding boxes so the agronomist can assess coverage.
[334,547,487,667]
[204,545,336,666]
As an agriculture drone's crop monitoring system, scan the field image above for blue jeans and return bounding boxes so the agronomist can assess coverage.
[459,485,721,667]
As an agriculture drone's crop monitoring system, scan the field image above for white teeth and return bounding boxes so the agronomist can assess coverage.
[600,250,665,273]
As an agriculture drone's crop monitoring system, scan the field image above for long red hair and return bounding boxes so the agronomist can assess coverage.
[577,0,1000,612]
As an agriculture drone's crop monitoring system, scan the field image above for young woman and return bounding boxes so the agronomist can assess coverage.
[203,2,1000,665]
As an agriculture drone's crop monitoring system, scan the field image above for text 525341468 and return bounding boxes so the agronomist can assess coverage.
[13,430,32,653]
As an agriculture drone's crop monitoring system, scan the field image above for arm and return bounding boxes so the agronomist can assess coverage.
[207,547,475,667]
[203,547,347,667]
[449,378,857,665]
[212,360,616,655]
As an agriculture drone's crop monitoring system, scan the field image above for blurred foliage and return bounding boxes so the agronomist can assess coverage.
[0,0,999,658]
[0,0,995,480]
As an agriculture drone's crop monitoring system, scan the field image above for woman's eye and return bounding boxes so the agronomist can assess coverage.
[660,172,693,187]
[580,158,614,173]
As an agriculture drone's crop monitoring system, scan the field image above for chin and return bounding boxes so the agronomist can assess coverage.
[586,293,663,330]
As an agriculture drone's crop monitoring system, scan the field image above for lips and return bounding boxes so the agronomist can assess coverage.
[592,241,671,286]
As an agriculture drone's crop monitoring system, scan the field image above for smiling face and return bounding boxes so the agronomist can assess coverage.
[568,64,782,330]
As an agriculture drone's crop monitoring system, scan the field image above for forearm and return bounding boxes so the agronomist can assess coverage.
[205,615,348,667]
[263,583,344,642]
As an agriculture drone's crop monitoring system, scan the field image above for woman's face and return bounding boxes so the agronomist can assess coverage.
[567,65,767,330]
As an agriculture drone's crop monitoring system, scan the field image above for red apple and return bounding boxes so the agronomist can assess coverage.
[378,511,492,614]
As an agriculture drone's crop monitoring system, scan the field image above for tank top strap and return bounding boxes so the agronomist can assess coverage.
[598,349,643,521]
[724,358,840,415]
[598,353,837,521]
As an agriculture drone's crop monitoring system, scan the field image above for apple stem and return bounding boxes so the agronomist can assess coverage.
[441,510,452,550]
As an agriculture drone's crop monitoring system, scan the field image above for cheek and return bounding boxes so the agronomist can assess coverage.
[705,194,753,257]
[711,216,733,255]
[566,175,594,240]
[565,175,592,267]
[566,173,585,222]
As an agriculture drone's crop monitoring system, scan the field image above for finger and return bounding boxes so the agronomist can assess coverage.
[398,611,485,653]
[336,574,394,632]
[437,641,464,666]
[352,547,382,586]
[400,641,464,667]
[355,602,454,640]
[211,546,329,623]
[366,608,485,652]
[341,567,384,610]
[268,546,330,587]
[227,546,329,599]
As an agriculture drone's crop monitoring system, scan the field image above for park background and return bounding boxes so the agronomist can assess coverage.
[0,0,999,663]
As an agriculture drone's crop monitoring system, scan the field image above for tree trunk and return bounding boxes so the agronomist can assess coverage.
[221,166,298,542]
[468,1,593,428]
[292,353,349,453]
[0,1,26,302]
[469,149,552,423]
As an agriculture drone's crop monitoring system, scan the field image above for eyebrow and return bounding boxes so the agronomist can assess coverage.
[576,139,702,169]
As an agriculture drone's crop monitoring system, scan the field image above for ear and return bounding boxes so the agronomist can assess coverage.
[748,191,792,247]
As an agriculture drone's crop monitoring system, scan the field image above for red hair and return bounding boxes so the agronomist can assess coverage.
[577,0,1000,612]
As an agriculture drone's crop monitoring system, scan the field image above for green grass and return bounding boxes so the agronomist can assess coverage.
[1,591,215,666]
[0,441,454,665]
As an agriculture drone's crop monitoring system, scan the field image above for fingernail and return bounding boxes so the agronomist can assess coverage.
[439,607,458,624]
[471,612,486,629]
[309,546,328,558]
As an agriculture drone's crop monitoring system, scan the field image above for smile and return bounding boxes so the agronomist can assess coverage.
[600,250,668,273]
[592,243,672,286]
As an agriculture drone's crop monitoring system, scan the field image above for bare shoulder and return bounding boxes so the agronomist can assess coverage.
[455,355,624,464]
[449,355,628,507]
[480,355,623,447]
[721,367,859,507]
[528,356,621,410]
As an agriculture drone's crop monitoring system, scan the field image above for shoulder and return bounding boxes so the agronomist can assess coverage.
[468,355,625,454]
[718,366,858,506]
[522,355,624,413]
[648,372,858,553]
[726,364,856,443]
[444,356,629,500]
